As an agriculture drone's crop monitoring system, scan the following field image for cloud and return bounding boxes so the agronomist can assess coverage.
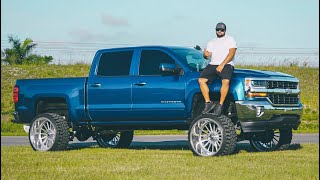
[101,14,129,27]
[68,28,136,43]
[68,29,110,42]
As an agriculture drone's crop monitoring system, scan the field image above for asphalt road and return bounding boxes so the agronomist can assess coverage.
[1,134,318,148]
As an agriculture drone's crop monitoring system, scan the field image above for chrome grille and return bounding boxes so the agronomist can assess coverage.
[266,81,298,89]
[268,94,299,105]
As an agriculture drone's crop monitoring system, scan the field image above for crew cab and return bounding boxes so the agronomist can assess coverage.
[12,46,303,156]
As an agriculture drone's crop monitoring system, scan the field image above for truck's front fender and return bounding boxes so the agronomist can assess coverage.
[185,77,244,119]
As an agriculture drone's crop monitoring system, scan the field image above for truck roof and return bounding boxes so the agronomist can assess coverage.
[96,45,192,52]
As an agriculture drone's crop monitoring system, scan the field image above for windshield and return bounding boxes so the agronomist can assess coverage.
[170,47,209,72]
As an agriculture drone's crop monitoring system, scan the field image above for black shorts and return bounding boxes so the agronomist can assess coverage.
[199,64,234,84]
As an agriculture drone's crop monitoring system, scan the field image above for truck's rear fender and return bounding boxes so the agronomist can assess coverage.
[15,78,87,124]
[185,76,245,119]
[33,92,85,124]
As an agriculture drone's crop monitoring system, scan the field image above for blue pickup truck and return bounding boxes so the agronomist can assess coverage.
[12,46,303,156]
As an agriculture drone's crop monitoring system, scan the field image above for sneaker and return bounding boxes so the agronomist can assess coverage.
[214,104,224,116]
[202,101,216,114]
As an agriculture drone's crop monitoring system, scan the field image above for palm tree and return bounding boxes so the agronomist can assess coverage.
[3,35,37,64]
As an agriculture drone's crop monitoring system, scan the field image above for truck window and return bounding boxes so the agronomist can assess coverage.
[139,50,176,75]
[97,51,133,76]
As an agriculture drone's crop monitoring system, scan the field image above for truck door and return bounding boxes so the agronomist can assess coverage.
[87,50,134,122]
[132,49,186,121]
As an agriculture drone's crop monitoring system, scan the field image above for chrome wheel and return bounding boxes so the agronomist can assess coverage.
[96,133,121,148]
[29,117,56,151]
[188,115,237,156]
[250,129,281,151]
[190,118,223,156]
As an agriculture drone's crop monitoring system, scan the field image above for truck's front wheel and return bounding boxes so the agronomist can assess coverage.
[29,113,69,151]
[188,114,237,156]
[96,131,134,148]
[249,128,292,152]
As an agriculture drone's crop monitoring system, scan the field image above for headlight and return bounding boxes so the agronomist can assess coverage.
[251,80,267,87]
[245,79,267,89]
[245,79,267,98]
[245,79,251,92]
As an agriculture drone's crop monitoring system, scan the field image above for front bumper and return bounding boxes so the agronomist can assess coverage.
[235,101,303,132]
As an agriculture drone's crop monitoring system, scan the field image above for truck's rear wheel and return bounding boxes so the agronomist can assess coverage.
[29,113,69,151]
[96,131,134,148]
[188,114,237,156]
[249,128,292,152]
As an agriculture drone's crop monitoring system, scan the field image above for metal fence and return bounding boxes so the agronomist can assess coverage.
[1,41,319,67]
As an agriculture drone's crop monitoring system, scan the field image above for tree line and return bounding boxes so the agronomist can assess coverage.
[1,35,53,65]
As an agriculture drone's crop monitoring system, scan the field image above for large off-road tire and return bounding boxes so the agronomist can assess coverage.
[96,131,134,148]
[29,113,69,151]
[249,128,293,152]
[188,114,237,156]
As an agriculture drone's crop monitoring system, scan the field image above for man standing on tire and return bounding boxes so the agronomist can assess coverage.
[198,22,237,116]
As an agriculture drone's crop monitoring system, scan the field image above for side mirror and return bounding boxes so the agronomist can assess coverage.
[194,45,202,51]
[159,63,181,74]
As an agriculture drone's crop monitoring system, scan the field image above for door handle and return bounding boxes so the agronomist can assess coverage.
[90,83,101,87]
[134,82,147,86]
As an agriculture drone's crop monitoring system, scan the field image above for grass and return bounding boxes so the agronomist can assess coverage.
[1,144,319,179]
[1,64,319,135]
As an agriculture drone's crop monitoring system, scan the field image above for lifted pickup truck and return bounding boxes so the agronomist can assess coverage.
[12,46,302,156]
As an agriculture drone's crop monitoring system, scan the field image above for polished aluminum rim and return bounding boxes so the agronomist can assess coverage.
[190,118,223,156]
[251,130,280,151]
[97,133,121,147]
[29,117,56,151]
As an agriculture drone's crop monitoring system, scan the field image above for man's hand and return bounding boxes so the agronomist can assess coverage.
[203,49,212,59]
[216,64,225,73]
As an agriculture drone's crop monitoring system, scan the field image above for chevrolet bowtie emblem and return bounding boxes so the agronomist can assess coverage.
[285,89,292,94]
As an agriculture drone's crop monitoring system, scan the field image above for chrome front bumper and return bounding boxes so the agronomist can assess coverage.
[235,101,303,121]
[235,101,303,132]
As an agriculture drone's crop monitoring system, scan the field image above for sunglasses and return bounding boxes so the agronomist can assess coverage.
[216,28,225,32]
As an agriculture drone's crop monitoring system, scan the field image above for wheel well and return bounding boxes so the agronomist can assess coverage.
[191,92,238,124]
[36,98,68,118]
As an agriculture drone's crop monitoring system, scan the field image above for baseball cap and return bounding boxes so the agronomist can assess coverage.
[216,22,226,30]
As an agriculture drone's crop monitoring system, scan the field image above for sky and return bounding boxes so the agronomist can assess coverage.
[1,0,319,65]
